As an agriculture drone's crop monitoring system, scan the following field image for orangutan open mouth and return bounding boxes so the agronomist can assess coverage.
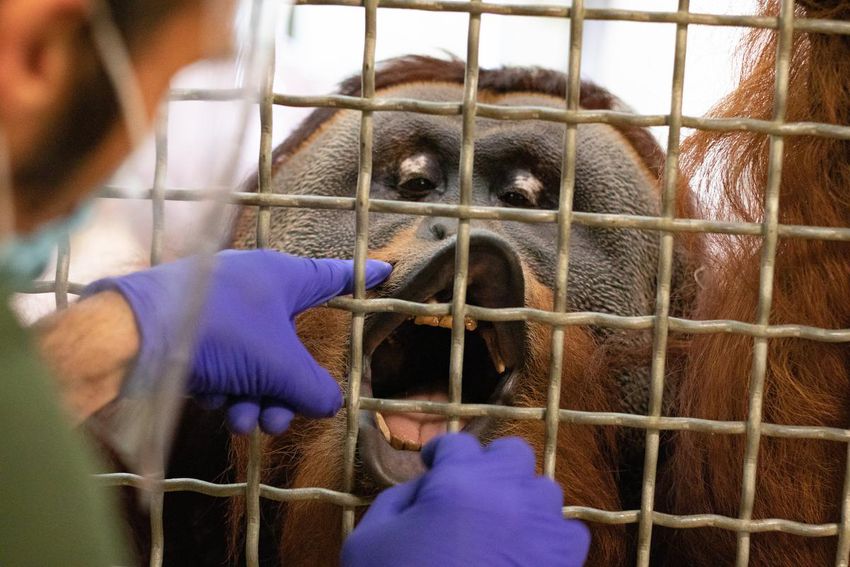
[357,231,528,486]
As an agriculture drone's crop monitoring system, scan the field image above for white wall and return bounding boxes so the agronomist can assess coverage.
[278,0,758,143]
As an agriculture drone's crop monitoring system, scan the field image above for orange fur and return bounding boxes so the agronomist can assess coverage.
[659,2,850,564]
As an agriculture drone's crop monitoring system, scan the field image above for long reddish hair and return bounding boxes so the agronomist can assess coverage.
[661,1,850,564]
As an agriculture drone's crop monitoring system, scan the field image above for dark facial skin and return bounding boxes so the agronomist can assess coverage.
[230,72,669,566]
[235,84,661,320]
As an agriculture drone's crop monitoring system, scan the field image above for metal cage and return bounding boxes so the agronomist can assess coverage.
[20,1,850,565]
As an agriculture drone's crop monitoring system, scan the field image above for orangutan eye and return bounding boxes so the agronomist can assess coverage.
[498,170,542,208]
[396,153,442,199]
[499,190,534,208]
[398,177,437,198]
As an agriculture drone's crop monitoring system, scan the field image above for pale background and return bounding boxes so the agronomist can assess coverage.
[16,0,759,321]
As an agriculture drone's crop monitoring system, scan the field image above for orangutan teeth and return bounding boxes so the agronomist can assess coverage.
[390,435,405,450]
[412,314,478,331]
[480,327,507,375]
[375,411,392,443]
[375,411,422,451]
[389,436,422,451]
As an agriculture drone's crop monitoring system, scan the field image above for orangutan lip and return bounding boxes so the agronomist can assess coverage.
[357,368,519,487]
[356,235,526,487]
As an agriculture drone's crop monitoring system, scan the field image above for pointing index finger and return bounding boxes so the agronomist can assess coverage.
[292,258,392,313]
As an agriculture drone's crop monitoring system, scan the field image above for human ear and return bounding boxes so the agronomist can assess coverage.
[0,0,89,162]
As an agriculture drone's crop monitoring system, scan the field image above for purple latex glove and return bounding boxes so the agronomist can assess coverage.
[84,250,392,435]
[341,433,590,567]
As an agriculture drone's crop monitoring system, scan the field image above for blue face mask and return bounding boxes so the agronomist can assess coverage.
[0,202,93,286]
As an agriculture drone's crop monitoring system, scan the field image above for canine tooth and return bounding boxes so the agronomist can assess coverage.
[495,357,506,375]
[426,297,438,304]
[375,412,392,443]
[464,317,478,332]
[438,315,454,329]
[480,327,507,374]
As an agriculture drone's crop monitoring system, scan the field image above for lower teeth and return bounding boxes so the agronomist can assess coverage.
[374,411,423,452]
[375,411,391,440]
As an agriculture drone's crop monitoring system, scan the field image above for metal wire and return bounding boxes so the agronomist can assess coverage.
[246,431,263,567]
[340,0,378,538]
[270,93,850,141]
[295,0,850,36]
[147,90,171,567]
[54,237,71,310]
[256,27,276,250]
[835,443,850,566]
[445,0,482,435]
[151,104,168,267]
[18,1,846,565]
[542,0,583,480]
[243,2,278,561]
[149,486,165,567]
[90,187,850,240]
[636,1,689,562]
[735,2,795,565]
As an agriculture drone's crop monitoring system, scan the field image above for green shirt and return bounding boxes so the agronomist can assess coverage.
[0,288,129,566]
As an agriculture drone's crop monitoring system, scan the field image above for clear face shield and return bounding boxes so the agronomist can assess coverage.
[0,0,280,486]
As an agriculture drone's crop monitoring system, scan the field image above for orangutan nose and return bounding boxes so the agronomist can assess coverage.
[463,231,525,315]
[418,216,458,241]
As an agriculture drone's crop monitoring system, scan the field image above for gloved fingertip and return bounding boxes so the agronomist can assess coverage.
[567,519,591,543]
[485,436,534,457]
[328,387,344,416]
[196,394,228,410]
[310,389,343,418]
[364,260,393,289]
[484,436,536,474]
[359,476,423,521]
[301,366,344,418]
[531,476,566,516]
[227,400,261,435]
[563,520,592,566]
[259,405,296,435]
[421,432,482,469]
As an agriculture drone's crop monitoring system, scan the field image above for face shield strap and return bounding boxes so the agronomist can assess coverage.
[76,0,276,481]
[0,129,14,245]
[88,0,149,152]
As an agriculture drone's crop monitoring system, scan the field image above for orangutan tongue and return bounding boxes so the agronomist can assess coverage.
[383,391,460,446]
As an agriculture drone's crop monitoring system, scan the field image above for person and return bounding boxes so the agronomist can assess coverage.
[0,0,590,565]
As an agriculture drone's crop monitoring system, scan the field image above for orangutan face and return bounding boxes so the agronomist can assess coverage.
[234,67,664,489]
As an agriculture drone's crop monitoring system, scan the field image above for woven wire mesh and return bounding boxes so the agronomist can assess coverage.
[19,2,850,566]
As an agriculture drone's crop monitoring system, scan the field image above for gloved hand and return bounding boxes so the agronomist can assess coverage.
[341,433,590,567]
[84,250,392,435]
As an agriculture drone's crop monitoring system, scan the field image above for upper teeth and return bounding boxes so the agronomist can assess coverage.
[409,305,508,374]
[413,314,478,331]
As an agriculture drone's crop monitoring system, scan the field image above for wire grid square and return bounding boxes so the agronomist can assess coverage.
[18,2,848,566]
